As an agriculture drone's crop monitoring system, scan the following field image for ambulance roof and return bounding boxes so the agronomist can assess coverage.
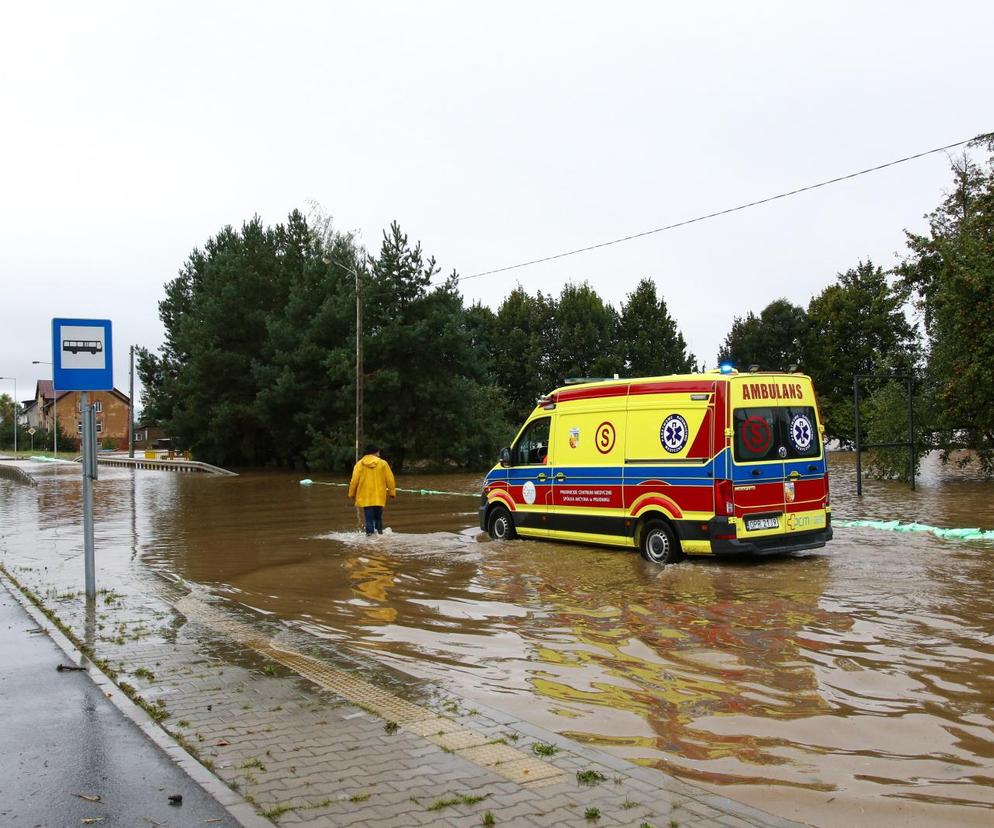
[546,369,808,398]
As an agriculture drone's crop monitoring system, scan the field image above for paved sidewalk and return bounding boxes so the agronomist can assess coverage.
[0,577,255,827]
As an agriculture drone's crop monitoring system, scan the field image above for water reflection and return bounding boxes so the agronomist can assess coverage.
[3,453,994,825]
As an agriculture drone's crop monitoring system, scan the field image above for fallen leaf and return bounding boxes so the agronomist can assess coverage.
[72,793,102,803]
[215,739,229,746]
[81,819,104,825]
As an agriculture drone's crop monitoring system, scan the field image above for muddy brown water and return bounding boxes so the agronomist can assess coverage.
[3,453,993,826]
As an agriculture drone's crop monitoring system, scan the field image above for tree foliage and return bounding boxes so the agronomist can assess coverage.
[802,260,917,445]
[898,140,994,474]
[718,299,807,372]
[139,213,509,471]
[619,278,696,375]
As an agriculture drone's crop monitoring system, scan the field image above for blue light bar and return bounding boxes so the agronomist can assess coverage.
[719,361,735,374]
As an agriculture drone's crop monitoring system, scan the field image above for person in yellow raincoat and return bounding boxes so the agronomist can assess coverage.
[347,445,397,535]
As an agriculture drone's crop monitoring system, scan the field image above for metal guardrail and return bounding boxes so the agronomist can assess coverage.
[0,463,38,487]
[96,457,237,476]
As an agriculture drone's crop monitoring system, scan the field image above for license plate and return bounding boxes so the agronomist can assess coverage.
[745,515,780,531]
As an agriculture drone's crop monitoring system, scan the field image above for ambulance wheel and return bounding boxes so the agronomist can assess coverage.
[487,506,516,541]
[639,519,681,565]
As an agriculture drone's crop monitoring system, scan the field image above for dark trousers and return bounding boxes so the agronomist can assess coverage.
[363,506,384,535]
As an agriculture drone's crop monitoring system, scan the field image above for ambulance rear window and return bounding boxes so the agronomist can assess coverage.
[733,406,820,462]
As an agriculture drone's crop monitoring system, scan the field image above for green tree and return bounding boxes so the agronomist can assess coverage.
[803,260,917,445]
[898,139,994,474]
[718,299,808,371]
[140,213,304,465]
[361,222,508,471]
[255,219,360,469]
[618,278,695,376]
[859,380,929,482]
[0,393,17,450]
[491,287,558,421]
[546,281,621,384]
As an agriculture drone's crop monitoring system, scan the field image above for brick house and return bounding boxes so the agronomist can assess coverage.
[32,380,131,448]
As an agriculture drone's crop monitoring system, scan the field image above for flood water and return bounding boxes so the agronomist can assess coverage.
[3,452,994,826]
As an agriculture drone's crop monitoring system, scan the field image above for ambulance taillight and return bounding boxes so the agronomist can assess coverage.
[715,479,734,517]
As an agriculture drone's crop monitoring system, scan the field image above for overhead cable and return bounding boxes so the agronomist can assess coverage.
[456,131,992,283]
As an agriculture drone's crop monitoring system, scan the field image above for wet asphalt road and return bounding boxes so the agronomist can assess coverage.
[0,585,240,828]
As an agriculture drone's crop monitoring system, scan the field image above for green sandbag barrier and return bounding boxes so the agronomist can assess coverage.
[835,518,994,542]
[299,479,478,498]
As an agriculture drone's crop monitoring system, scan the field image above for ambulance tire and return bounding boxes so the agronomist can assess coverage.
[638,519,682,565]
[487,506,516,541]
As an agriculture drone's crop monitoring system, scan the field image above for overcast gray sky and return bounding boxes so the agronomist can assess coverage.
[1,1,990,409]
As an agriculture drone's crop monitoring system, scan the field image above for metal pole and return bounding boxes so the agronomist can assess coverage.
[908,374,915,491]
[12,379,16,456]
[53,384,57,455]
[355,265,363,462]
[853,377,862,496]
[128,345,134,458]
[81,391,96,600]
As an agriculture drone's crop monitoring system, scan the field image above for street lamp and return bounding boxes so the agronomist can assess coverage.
[322,254,366,462]
[32,360,56,455]
[0,376,17,456]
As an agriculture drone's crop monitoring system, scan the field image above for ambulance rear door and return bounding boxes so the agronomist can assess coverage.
[730,388,788,542]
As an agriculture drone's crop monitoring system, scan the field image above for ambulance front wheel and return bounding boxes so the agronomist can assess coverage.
[487,506,516,541]
[638,519,682,565]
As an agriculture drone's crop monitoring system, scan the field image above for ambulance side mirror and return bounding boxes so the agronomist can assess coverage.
[499,447,511,467]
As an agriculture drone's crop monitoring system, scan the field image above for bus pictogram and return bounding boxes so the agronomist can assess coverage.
[63,339,103,355]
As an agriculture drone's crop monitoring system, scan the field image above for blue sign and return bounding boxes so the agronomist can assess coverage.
[52,318,114,391]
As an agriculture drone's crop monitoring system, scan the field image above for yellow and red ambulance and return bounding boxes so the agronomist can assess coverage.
[480,368,832,563]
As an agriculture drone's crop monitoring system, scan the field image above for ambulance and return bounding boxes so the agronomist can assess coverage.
[480,368,832,563]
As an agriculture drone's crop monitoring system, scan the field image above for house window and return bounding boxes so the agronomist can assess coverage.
[77,421,82,434]
[94,401,103,413]
[96,421,103,434]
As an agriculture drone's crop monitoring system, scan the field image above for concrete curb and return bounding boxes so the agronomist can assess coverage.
[0,571,271,828]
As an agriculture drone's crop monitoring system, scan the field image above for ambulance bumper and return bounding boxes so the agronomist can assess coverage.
[703,515,833,556]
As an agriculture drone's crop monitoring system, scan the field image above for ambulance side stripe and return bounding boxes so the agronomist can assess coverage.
[488,490,516,511]
[628,493,684,518]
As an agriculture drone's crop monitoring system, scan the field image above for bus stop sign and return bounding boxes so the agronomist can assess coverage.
[52,317,113,391]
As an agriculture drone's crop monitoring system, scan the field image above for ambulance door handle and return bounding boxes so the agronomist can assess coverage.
[751,469,762,476]
[537,473,547,482]
[807,464,818,472]
[555,473,566,481]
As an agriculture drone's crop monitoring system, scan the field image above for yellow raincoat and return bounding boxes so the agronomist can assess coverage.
[347,454,397,507]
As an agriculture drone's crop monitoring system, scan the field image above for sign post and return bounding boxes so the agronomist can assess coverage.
[52,318,113,601]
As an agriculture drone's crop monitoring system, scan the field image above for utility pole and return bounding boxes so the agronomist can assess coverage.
[355,266,363,462]
[128,345,134,458]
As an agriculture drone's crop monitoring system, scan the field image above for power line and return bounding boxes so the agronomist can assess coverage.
[455,131,992,283]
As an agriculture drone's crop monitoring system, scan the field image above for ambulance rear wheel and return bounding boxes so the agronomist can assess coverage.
[639,519,681,565]
[487,506,516,541]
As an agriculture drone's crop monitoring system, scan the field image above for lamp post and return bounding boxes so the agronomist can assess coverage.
[0,377,16,456]
[322,254,365,462]
[32,360,56,455]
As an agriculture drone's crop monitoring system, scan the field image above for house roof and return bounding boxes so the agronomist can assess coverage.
[35,380,130,408]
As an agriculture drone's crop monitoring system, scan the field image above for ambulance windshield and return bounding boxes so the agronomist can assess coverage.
[733,406,820,462]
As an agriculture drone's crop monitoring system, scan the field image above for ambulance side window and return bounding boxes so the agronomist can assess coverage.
[512,417,551,466]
